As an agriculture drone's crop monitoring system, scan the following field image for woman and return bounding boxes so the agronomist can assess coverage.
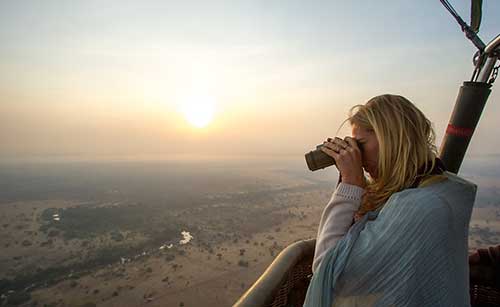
[304,94,477,307]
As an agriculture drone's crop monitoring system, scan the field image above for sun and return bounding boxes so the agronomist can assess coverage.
[180,94,216,128]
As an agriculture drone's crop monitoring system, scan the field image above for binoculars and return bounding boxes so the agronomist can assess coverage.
[305,138,360,171]
[305,143,335,171]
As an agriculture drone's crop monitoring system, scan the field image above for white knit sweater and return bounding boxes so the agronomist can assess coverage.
[312,183,365,273]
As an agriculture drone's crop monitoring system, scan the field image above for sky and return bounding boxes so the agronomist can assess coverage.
[0,0,499,160]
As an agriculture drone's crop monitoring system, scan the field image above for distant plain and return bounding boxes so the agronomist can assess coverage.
[0,155,498,306]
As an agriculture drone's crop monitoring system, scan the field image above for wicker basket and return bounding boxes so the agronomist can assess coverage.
[234,240,500,307]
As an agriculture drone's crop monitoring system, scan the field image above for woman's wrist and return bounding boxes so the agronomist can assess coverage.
[335,182,365,201]
[341,176,366,188]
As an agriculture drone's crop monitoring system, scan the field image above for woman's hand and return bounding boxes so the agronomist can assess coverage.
[321,137,365,188]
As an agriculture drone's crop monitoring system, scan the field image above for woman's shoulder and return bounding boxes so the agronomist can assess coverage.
[441,171,477,190]
[398,171,476,198]
[384,171,477,215]
[418,171,477,200]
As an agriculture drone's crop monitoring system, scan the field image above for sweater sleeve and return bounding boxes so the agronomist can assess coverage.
[312,183,364,273]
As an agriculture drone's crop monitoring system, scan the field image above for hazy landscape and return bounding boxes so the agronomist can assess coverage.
[2,1,500,306]
[0,155,499,307]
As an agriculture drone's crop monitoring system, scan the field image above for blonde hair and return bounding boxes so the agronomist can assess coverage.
[347,94,438,217]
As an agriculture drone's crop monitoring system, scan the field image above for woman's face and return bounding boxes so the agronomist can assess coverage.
[352,124,379,179]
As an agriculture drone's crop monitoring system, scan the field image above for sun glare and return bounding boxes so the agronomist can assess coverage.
[180,94,216,128]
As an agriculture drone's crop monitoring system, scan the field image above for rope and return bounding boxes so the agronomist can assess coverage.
[439,0,485,51]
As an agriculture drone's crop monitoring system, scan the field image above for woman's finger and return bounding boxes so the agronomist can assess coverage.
[323,141,340,152]
[337,148,348,157]
[321,146,339,159]
[334,137,349,149]
[322,142,338,152]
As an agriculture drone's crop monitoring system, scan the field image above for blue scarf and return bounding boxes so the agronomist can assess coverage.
[304,171,476,307]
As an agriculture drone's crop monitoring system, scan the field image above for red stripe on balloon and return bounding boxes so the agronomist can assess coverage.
[446,124,474,137]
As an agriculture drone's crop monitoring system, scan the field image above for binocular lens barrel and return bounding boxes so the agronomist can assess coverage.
[305,144,336,171]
